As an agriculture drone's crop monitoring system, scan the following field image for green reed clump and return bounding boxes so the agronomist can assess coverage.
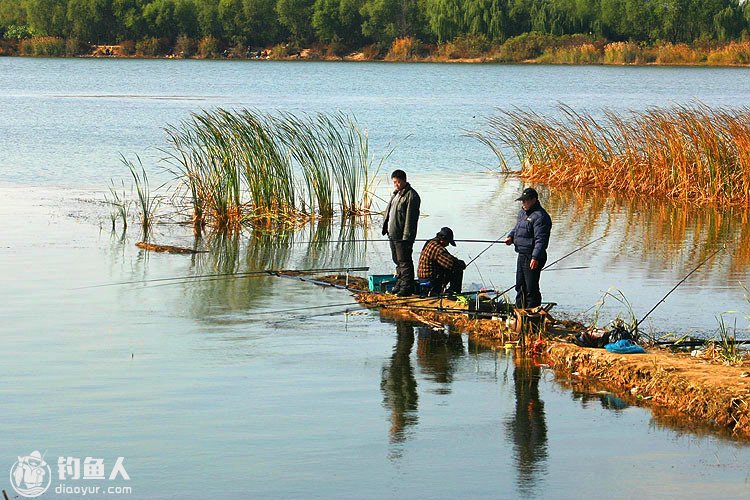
[164,108,379,230]
[472,103,750,206]
[712,314,743,364]
[105,179,130,231]
[123,155,160,236]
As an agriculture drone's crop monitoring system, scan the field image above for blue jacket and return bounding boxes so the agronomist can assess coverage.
[507,202,552,260]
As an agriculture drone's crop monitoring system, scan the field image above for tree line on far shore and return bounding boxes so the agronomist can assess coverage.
[2,0,750,59]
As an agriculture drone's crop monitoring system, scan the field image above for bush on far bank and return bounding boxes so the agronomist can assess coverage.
[19,36,65,56]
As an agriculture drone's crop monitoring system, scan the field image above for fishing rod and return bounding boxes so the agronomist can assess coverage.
[654,339,750,348]
[635,246,725,330]
[286,238,513,245]
[466,235,507,267]
[271,271,371,294]
[78,266,370,289]
[494,235,606,297]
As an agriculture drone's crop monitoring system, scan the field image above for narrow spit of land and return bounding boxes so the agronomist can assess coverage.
[318,274,750,440]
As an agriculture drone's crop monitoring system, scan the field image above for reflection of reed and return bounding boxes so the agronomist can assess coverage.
[505,355,548,496]
[544,188,750,283]
[181,219,364,320]
[298,218,369,270]
[480,175,750,284]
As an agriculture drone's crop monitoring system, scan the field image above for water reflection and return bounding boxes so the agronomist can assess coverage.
[484,176,750,285]
[380,319,469,449]
[571,389,629,412]
[505,356,548,496]
[175,219,367,320]
[416,326,465,394]
[381,320,419,447]
[542,185,750,284]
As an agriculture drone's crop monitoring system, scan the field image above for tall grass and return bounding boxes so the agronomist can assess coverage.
[706,41,750,65]
[712,314,743,364]
[472,103,750,205]
[19,36,65,56]
[105,179,129,231]
[603,42,646,64]
[163,109,380,230]
[123,155,160,236]
[385,37,424,61]
[538,44,601,64]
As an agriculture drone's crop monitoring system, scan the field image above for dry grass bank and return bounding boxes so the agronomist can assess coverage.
[546,342,750,438]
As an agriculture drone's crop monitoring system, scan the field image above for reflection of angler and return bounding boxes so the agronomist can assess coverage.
[415,326,465,389]
[506,356,548,492]
[381,321,418,443]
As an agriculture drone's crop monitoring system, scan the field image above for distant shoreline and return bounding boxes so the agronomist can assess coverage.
[4,37,750,67]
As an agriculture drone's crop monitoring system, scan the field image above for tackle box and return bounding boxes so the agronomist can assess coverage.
[368,274,397,292]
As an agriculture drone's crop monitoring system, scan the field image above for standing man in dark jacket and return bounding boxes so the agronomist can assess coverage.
[383,169,421,296]
[503,187,552,309]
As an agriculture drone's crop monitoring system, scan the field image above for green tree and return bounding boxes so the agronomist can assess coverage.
[174,0,199,37]
[276,0,315,42]
[0,0,26,31]
[25,0,70,36]
[195,0,221,37]
[67,0,116,43]
[143,0,178,39]
[112,0,148,40]
[424,0,463,42]
[312,0,364,44]
[360,0,427,43]
[463,0,507,40]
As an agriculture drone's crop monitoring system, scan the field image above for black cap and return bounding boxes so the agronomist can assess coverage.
[516,187,539,201]
[436,227,456,246]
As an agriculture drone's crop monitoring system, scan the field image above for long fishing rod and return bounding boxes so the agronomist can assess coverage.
[654,339,750,348]
[495,235,606,296]
[78,266,370,289]
[287,238,512,245]
[635,246,725,330]
[466,236,507,267]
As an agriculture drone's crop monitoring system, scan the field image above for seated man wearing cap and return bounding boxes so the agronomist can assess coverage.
[503,187,552,309]
[417,227,467,297]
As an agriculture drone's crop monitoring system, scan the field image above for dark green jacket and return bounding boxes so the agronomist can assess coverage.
[382,183,420,242]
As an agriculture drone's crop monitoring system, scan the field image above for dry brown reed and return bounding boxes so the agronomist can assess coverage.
[385,37,424,61]
[473,104,750,206]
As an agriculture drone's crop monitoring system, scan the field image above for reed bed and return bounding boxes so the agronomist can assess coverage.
[164,109,381,231]
[472,104,750,205]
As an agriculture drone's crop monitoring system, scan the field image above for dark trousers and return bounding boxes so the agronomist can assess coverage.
[515,253,545,309]
[429,267,463,296]
[390,240,415,290]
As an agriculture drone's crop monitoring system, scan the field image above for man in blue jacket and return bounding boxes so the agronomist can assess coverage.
[502,187,552,309]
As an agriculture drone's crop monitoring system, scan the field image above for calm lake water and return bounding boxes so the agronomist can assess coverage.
[2,58,750,498]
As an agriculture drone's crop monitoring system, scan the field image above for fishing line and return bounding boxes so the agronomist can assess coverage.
[494,235,606,297]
